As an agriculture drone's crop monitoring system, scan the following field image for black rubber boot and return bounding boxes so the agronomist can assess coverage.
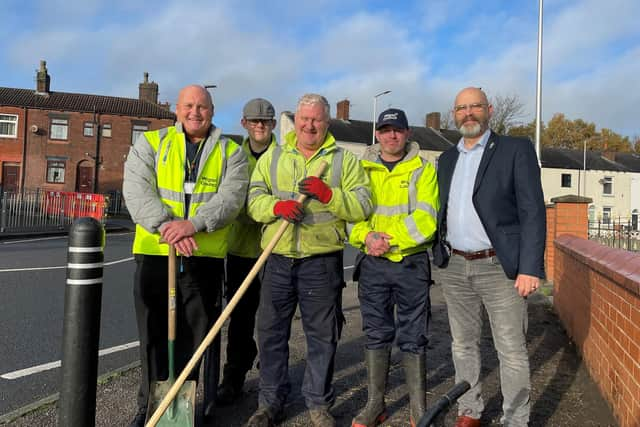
[351,348,391,427]
[402,352,426,427]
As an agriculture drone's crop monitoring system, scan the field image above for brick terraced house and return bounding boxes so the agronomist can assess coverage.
[0,61,175,194]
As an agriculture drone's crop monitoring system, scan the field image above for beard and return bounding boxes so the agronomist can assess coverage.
[458,121,482,138]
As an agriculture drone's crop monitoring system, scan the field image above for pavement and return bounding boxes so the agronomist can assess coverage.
[0,264,618,427]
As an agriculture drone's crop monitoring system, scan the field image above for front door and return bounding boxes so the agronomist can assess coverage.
[77,166,93,193]
[1,164,19,193]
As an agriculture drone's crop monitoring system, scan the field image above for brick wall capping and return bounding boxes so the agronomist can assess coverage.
[550,194,593,204]
[555,234,640,296]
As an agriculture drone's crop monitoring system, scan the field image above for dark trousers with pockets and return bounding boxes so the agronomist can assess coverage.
[256,251,344,413]
[133,254,223,409]
[222,253,262,379]
[357,252,431,353]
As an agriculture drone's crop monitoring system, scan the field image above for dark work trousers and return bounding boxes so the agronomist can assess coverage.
[133,254,223,410]
[256,251,345,413]
[222,254,262,381]
[357,252,431,354]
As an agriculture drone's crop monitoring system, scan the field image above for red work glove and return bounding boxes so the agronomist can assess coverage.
[273,200,304,223]
[298,176,333,204]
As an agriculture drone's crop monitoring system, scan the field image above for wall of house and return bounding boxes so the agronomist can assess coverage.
[554,235,640,427]
[542,167,638,221]
[23,109,173,193]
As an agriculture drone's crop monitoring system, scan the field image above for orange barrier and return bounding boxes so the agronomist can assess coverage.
[44,192,107,221]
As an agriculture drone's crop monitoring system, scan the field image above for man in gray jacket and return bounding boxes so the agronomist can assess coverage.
[123,84,248,427]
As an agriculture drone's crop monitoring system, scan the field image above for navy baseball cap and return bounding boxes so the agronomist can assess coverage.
[376,108,409,130]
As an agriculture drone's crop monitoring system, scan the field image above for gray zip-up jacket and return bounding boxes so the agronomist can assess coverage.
[122,122,248,235]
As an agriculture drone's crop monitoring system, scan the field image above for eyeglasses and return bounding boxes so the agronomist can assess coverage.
[247,119,274,127]
[453,103,488,114]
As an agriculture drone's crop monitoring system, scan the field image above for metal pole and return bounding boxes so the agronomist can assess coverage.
[58,217,105,427]
[372,90,391,145]
[583,139,587,197]
[372,96,377,145]
[534,0,544,167]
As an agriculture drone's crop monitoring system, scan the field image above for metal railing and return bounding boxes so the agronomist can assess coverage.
[588,219,640,252]
[0,190,108,234]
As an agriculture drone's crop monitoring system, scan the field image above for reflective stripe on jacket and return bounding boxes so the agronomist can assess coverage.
[227,135,277,258]
[349,141,439,262]
[127,125,247,257]
[247,130,372,258]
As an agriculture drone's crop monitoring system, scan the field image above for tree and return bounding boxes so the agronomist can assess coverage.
[633,136,640,153]
[488,94,526,134]
[507,120,540,143]
[439,110,455,130]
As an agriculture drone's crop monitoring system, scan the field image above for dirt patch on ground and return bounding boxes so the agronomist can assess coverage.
[5,280,617,426]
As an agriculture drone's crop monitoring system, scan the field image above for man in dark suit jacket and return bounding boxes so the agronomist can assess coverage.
[434,87,545,427]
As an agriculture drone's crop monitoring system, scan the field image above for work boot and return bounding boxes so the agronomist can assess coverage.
[216,371,246,406]
[308,407,336,427]
[403,352,426,427]
[352,348,391,427]
[245,406,280,427]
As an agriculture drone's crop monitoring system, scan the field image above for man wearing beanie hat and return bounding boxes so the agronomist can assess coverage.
[350,107,439,427]
[216,98,277,406]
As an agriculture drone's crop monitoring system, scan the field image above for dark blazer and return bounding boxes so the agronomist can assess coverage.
[436,131,546,280]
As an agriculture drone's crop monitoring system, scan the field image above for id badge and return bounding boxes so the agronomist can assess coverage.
[184,182,195,194]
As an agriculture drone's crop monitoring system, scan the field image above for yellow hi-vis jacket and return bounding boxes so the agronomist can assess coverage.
[247,131,372,258]
[227,135,277,258]
[349,141,439,262]
[123,123,248,257]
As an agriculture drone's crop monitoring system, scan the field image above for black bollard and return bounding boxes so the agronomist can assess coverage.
[58,217,105,427]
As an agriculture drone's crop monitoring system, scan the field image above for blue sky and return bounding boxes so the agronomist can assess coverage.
[2,0,639,138]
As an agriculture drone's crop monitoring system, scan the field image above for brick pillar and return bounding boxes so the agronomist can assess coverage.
[545,195,592,283]
[336,99,350,120]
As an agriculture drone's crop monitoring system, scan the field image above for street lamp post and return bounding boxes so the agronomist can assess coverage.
[372,90,391,145]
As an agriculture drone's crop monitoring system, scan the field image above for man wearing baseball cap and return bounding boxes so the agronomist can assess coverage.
[216,98,277,406]
[350,107,439,427]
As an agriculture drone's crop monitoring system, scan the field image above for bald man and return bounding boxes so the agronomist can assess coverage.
[433,87,546,427]
[123,85,248,427]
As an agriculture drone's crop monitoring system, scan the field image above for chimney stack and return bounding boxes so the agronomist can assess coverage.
[336,99,350,120]
[139,72,159,104]
[36,60,50,94]
[425,112,441,129]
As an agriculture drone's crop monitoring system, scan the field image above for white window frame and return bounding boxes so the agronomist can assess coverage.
[83,121,94,137]
[50,118,69,140]
[561,173,572,188]
[101,123,112,138]
[131,124,148,144]
[0,114,18,138]
[602,206,612,225]
[602,176,613,196]
[46,160,66,183]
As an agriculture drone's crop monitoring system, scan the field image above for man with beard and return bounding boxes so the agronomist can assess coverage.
[432,87,545,427]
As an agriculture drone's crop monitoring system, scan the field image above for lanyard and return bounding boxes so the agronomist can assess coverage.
[186,140,204,181]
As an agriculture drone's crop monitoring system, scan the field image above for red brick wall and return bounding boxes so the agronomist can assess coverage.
[554,235,640,427]
[545,199,589,283]
[22,109,173,193]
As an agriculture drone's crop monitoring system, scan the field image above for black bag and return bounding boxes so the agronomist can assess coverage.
[431,208,451,269]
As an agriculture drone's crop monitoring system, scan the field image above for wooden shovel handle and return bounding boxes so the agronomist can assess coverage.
[145,160,329,427]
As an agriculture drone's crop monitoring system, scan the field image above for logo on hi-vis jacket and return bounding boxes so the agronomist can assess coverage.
[199,176,219,187]
[399,180,409,188]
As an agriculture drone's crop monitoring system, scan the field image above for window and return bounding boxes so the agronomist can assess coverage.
[83,121,94,137]
[0,114,18,138]
[50,118,69,140]
[602,207,612,225]
[46,160,66,183]
[101,123,112,138]
[602,176,613,195]
[561,173,572,188]
[131,124,148,144]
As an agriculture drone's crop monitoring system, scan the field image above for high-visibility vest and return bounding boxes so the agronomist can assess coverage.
[132,126,236,257]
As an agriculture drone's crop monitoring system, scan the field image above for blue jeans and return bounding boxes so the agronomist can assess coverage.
[256,252,344,412]
[439,253,530,427]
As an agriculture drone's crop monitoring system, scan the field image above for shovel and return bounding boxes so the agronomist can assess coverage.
[145,160,328,427]
[145,244,196,427]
